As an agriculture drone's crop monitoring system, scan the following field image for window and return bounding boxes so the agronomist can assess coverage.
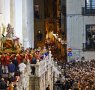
[82,0,95,15]
[86,0,90,9]
[85,25,95,50]
[86,0,95,9]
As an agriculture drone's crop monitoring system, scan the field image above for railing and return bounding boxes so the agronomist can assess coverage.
[82,43,95,51]
[52,60,61,75]
[82,6,95,15]
[17,51,62,90]
[30,51,61,77]
[17,62,31,90]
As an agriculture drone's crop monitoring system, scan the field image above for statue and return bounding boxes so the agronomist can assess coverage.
[0,24,14,50]
[0,24,22,52]
[6,24,14,38]
[1,24,14,50]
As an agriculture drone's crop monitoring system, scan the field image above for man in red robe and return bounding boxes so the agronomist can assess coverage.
[25,52,32,62]
[16,53,22,64]
[5,53,10,66]
[1,53,5,66]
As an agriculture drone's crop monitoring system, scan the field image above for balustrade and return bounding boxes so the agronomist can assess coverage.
[17,62,31,90]
[17,51,61,90]
[30,51,61,77]
[30,51,52,77]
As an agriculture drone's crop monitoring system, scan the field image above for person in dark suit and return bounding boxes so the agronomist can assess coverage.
[8,61,16,77]
[31,57,37,75]
[12,57,18,72]
[0,78,7,90]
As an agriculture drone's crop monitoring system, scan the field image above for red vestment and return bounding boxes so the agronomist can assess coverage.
[16,54,21,64]
[35,52,40,60]
[10,54,15,61]
[1,55,5,65]
[25,54,32,61]
[5,55,10,65]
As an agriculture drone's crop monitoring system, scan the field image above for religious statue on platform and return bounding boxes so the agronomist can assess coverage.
[6,24,14,38]
[0,23,22,51]
[1,24,14,50]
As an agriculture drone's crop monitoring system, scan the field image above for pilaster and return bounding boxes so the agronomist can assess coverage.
[10,0,15,27]
[4,0,10,26]
[14,0,23,43]
[26,0,34,48]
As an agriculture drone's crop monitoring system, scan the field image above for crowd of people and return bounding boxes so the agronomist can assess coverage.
[0,44,95,90]
[0,47,49,90]
[58,60,95,90]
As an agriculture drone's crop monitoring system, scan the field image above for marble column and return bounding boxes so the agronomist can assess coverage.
[26,0,34,48]
[0,0,3,25]
[22,0,27,48]
[4,0,10,26]
[14,0,34,49]
[0,0,5,37]
[0,0,2,14]
[14,0,23,43]
[10,0,15,27]
[22,0,34,49]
